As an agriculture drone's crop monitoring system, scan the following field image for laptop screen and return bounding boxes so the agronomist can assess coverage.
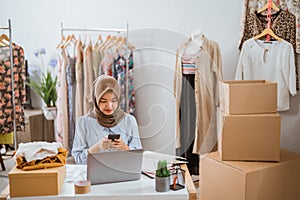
[87,149,143,185]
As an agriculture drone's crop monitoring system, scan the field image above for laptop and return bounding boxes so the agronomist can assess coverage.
[87,149,144,185]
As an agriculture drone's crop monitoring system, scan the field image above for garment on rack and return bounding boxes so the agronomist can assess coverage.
[100,50,113,76]
[127,52,136,115]
[60,48,69,148]
[75,40,84,121]
[83,42,94,115]
[112,51,136,115]
[0,44,26,134]
[236,38,296,111]
[92,42,101,78]
[56,33,135,150]
[239,0,300,54]
[174,34,223,156]
[66,55,76,153]
[239,8,298,90]
[239,0,299,90]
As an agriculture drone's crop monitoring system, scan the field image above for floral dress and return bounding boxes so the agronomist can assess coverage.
[0,44,26,134]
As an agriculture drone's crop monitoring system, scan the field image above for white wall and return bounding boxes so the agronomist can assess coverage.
[1,0,299,154]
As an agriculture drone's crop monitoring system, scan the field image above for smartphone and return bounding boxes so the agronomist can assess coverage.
[108,134,120,141]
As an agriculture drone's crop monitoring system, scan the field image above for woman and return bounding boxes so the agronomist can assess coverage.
[72,75,142,164]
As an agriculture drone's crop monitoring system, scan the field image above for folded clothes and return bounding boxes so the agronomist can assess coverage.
[15,147,68,171]
[14,141,68,171]
[14,142,63,162]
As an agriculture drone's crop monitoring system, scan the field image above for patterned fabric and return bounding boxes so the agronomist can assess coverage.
[66,56,76,153]
[127,53,136,115]
[240,0,300,54]
[181,55,197,75]
[112,52,135,115]
[239,9,296,51]
[0,44,26,134]
[55,52,64,143]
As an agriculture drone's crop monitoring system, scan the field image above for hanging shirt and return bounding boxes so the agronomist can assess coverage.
[239,1,299,90]
[0,44,26,134]
[83,42,95,115]
[235,38,296,111]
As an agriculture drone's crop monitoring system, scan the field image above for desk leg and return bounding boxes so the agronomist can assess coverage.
[181,164,197,200]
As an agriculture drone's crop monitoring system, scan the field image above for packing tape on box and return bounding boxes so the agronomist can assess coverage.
[74,180,91,194]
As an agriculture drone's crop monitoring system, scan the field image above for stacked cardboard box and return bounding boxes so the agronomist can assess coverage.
[200,80,300,200]
[218,80,280,161]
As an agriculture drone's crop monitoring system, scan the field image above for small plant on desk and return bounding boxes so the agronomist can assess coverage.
[155,160,170,192]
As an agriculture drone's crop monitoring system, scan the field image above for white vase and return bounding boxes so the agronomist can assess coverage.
[42,106,57,120]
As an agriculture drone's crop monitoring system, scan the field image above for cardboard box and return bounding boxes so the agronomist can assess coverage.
[200,150,300,200]
[8,165,66,197]
[219,80,277,114]
[218,112,280,161]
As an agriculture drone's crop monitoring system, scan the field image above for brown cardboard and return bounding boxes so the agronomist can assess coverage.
[218,112,280,161]
[8,165,66,197]
[219,80,277,115]
[200,149,300,200]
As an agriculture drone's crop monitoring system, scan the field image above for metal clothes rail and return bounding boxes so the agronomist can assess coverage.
[59,22,130,113]
[0,19,17,150]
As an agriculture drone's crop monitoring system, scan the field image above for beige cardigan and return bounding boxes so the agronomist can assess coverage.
[174,35,223,154]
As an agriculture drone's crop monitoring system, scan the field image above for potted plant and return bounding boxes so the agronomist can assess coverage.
[155,160,170,192]
[26,48,58,120]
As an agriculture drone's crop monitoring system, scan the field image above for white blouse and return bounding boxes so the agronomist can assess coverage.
[235,38,297,111]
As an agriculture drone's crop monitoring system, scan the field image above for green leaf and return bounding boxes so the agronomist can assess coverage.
[26,70,57,107]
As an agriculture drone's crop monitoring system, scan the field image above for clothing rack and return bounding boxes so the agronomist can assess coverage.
[0,19,17,150]
[59,22,130,113]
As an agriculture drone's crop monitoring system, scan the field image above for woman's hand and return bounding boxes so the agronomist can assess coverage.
[88,138,109,153]
[109,138,129,150]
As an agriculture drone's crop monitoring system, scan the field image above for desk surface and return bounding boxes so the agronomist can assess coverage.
[1,151,197,200]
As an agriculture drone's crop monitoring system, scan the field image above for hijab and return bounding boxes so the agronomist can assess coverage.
[88,75,125,127]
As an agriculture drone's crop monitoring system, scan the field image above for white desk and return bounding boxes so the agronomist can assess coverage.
[1,151,196,200]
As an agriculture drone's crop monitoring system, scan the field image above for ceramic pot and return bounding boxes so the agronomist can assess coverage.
[155,176,170,192]
[42,106,57,120]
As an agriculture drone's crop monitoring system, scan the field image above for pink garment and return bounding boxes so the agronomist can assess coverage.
[75,41,84,120]
[83,42,95,115]
[99,51,113,76]
[55,52,64,144]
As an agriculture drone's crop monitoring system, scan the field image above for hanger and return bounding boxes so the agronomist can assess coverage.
[114,37,135,54]
[254,27,282,41]
[56,35,66,49]
[100,35,117,52]
[97,35,113,52]
[97,34,103,44]
[257,1,280,13]
[62,34,77,48]
[0,34,10,46]
[106,36,121,50]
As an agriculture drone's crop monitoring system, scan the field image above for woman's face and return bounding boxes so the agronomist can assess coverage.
[98,91,118,115]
